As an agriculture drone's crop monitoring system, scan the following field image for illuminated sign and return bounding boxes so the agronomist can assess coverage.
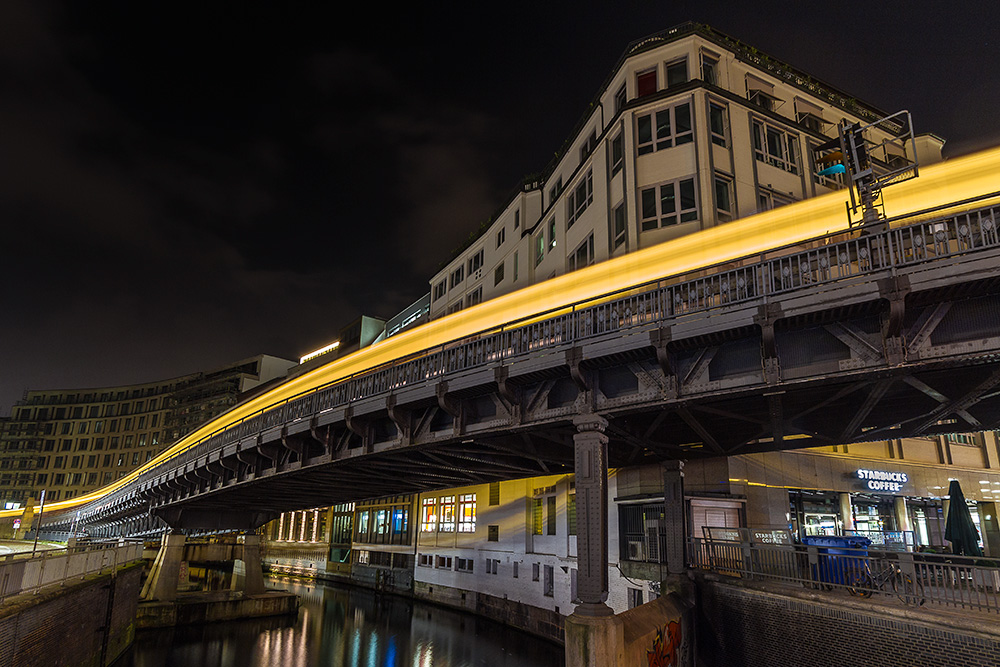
[857,469,908,492]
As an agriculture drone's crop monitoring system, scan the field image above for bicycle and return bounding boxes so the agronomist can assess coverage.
[848,559,925,606]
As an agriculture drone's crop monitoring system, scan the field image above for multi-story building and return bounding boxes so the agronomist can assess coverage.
[428,22,943,319]
[261,23,1000,635]
[0,354,295,506]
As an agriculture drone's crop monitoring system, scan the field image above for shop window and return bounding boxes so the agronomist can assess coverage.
[636,103,692,155]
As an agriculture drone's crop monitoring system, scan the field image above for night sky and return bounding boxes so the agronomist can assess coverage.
[2,1,999,414]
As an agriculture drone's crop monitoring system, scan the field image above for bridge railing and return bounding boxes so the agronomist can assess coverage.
[689,536,1000,614]
[135,200,1000,486]
[0,541,144,601]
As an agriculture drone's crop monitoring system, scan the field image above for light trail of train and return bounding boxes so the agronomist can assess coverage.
[7,144,1000,520]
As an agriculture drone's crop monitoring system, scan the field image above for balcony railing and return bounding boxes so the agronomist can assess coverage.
[0,540,144,601]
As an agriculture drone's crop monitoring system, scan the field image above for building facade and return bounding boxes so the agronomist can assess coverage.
[427,22,943,320]
[0,354,296,506]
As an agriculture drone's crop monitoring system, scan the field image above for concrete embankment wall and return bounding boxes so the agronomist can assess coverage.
[696,576,1000,667]
[0,562,143,667]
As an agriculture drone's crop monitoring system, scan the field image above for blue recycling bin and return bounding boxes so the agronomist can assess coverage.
[801,535,871,585]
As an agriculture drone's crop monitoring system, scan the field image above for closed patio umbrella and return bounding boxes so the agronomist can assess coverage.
[945,480,983,557]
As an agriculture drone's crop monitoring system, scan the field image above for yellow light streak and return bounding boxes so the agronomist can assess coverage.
[8,145,1000,520]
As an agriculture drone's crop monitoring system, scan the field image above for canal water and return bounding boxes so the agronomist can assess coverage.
[118,577,565,667]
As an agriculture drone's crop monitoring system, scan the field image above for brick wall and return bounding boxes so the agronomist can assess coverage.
[0,563,142,667]
[696,579,1000,667]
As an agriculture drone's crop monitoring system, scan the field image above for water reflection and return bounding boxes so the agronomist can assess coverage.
[120,578,563,667]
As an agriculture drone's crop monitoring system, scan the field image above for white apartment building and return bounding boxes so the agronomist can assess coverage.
[428,22,944,320]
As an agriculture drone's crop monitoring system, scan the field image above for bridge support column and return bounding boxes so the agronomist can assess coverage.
[232,534,266,595]
[140,532,186,602]
[663,460,686,574]
[565,413,624,667]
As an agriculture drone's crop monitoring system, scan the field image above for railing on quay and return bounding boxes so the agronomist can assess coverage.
[107,198,1000,507]
[0,540,144,602]
[689,535,1000,615]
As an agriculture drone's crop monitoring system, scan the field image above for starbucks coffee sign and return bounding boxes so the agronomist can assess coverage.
[856,469,908,492]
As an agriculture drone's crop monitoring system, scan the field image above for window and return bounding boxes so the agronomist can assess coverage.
[566,170,593,228]
[636,69,657,97]
[436,555,453,569]
[543,564,554,597]
[494,262,504,286]
[701,53,719,86]
[514,209,520,229]
[665,59,688,88]
[636,103,692,155]
[488,525,499,542]
[752,120,799,174]
[433,280,446,301]
[640,178,698,230]
[615,83,627,113]
[612,202,626,250]
[486,558,499,574]
[579,129,597,163]
[568,234,595,273]
[489,481,500,505]
[449,266,464,289]
[439,495,456,532]
[568,488,577,536]
[467,249,484,275]
[458,493,476,532]
[532,562,540,581]
[628,588,644,609]
[715,174,734,222]
[535,230,545,266]
[709,103,727,147]
[421,497,437,532]
[610,133,623,175]
[797,111,824,133]
[456,557,474,573]
[513,251,519,282]
[547,496,557,535]
[548,177,562,207]
[757,188,795,212]
[532,498,544,535]
[513,562,519,578]
[466,287,482,308]
[418,554,433,567]
[811,142,845,190]
[549,218,557,250]
[496,227,505,247]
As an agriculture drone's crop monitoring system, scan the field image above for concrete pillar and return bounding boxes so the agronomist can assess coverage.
[978,501,1000,558]
[894,496,913,533]
[663,461,685,574]
[232,534,267,595]
[839,493,855,532]
[140,532,186,601]
[571,413,612,617]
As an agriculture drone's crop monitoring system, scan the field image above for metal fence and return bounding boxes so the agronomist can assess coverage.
[0,541,144,602]
[690,536,1000,614]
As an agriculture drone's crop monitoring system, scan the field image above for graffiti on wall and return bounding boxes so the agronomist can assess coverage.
[646,620,682,667]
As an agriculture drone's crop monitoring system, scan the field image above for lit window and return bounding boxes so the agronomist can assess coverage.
[439,495,456,532]
[458,494,477,532]
[636,103,692,155]
[548,218,556,250]
[421,498,437,532]
[640,178,698,230]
